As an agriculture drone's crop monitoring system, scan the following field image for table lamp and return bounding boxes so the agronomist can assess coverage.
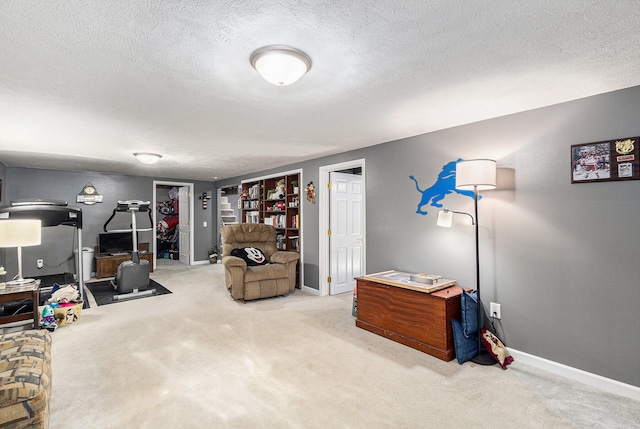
[0,219,42,286]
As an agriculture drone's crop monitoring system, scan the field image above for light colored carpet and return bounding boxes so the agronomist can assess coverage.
[49,264,639,428]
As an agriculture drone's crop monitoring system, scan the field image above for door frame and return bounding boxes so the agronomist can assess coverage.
[319,159,366,297]
[153,180,195,267]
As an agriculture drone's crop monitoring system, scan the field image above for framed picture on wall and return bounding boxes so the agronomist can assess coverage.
[571,137,640,183]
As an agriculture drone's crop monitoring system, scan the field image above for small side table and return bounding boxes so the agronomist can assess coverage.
[0,279,41,328]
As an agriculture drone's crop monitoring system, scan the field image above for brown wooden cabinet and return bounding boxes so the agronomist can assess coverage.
[0,280,40,328]
[355,276,464,361]
[94,243,154,279]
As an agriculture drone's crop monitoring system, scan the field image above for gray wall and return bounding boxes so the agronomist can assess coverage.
[1,168,216,278]
[216,85,640,388]
[0,162,5,270]
[0,162,5,205]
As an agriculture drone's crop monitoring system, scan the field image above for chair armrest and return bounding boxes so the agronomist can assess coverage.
[221,256,247,300]
[222,255,247,269]
[270,251,300,265]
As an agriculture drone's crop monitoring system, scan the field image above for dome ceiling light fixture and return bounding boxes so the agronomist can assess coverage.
[134,152,163,164]
[250,45,312,86]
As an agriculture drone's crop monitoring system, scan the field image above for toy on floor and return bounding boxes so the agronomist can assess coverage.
[48,284,80,304]
[39,305,58,331]
[47,284,80,304]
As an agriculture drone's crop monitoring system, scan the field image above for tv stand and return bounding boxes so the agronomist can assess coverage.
[95,243,154,278]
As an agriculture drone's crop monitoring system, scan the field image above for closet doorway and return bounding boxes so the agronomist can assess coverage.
[153,181,195,268]
[319,159,366,296]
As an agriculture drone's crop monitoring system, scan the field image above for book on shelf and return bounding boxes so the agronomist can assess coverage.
[264,214,286,228]
[289,236,299,251]
[245,211,260,223]
[290,214,299,229]
[243,200,258,210]
[248,184,260,199]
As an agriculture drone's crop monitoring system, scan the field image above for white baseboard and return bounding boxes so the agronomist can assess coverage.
[301,285,319,295]
[509,348,640,402]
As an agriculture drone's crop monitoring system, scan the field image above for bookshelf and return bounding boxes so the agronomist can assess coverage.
[241,171,302,285]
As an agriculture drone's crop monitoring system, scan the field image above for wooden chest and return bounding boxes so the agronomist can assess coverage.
[355,276,464,361]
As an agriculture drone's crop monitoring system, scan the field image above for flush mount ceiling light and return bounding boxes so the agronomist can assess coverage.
[250,45,312,86]
[134,152,162,164]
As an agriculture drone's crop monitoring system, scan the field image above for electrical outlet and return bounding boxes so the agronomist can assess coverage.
[490,302,501,319]
[37,259,44,269]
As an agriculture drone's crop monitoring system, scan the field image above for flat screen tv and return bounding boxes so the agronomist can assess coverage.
[98,232,135,255]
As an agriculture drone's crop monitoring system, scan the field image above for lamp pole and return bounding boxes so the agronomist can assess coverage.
[470,185,495,365]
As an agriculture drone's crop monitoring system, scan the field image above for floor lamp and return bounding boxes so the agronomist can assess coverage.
[0,219,42,286]
[438,159,496,365]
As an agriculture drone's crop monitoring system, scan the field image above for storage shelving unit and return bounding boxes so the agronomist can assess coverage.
[241,171,302,286]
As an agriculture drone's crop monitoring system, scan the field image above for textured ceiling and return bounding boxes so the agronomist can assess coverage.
[1,1,640,181]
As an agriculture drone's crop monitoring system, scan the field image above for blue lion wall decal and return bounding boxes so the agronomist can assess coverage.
[409,159,478,215]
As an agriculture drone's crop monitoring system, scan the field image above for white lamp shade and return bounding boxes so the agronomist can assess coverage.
[437,211,453,227]
[251,46,311,86]
[456,159,497,191]
[134,153,162,164]
[0,219,42,247]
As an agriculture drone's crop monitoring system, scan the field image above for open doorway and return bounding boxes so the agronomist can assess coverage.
[153,181,195,269]
[319,159,366,296]
[216,185,241,251]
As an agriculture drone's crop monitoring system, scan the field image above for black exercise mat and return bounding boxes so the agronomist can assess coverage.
[37,272,76,288]
[85,279,172,306]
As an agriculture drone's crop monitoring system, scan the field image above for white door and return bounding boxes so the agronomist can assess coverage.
[178,186,190,264]
[330,172,363,295]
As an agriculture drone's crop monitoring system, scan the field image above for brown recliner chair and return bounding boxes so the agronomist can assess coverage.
[221,223,300,302]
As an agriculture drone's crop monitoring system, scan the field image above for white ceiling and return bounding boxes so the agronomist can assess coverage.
[2,1,640,181]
